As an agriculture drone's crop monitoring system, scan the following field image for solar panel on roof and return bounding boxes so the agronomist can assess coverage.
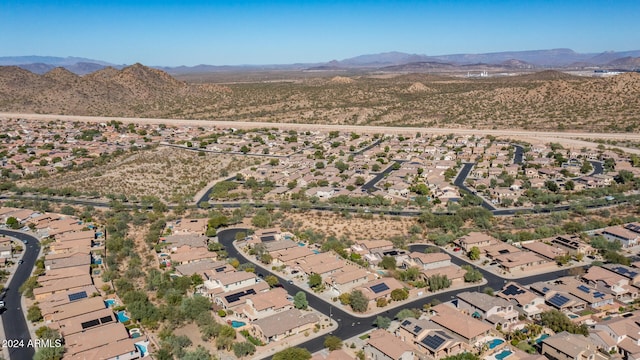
[414,326,423,334]
[100,316,113,324]
[401,320,411,327]
[542,287,549,293]
[594,292,605,298]
[548,294,570,308]
[224,289,257,303]
[502,284,525,296]
[577,285,591,293]
[624,224,640,234]
[81,319,100,329]
[261,235,276,242]
[215,267,225,272]
[370,283,390,294]
[68,291,88,302]
[421,334,446,350]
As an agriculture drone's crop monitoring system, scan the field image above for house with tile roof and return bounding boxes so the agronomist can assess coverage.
[365,329,416,360]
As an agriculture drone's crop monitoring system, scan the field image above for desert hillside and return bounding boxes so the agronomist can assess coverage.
[1,64,639,132]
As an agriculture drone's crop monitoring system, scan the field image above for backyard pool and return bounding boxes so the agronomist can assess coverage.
[135,341,149,357]
[129,328,141,338]
[488,338,504,349]
[117,311,130,322]
[495,350,513,360]
[231,320,246,328]
[104,299,117,308]
[535,334,550,344]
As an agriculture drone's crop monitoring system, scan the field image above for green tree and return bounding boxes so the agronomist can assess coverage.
[324,335,343,351]
[34,345,65,360]
[544,180,559,192]
[338,292,351,305]
[27,304,43,322]
[580,161,593,174]
[379,256,396,270]
[373,316,391,329]
[396,308,420,320]
[233,342,256,358]
[182,346,213,360]
[251,209,272,228]
[539,309,589,335]
[349,290,369,312]
[260,253,273,264]
[265,275,279,287]
[308,273,322,289]
[463,266,483,283]
[273,347,312,360]
[564,180,575,191]
[468,246,481,260]
[428,274,452,291]
[390,288,409,301]
[294,291,308,310]
[6,216,20,229]
[442,353,480,360]
[604,251,631,265]
[180,296,211,320]
[19,276,40,299]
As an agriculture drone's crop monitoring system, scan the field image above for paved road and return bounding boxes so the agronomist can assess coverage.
[0,230,40,360]
[513,144,524,165]
[218,229,569,358]
[352,138,382,155]
[361,160,403,192]
[589,160,604,176]
[452,163,496,211]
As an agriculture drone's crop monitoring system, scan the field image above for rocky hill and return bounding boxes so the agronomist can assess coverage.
[0,64,219,117]
[1,64,640,132]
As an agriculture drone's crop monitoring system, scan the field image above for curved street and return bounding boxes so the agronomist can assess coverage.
[217,228,572,359]
[0,229,40,360]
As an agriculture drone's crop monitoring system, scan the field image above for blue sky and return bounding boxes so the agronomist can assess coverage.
[2,0,639,66]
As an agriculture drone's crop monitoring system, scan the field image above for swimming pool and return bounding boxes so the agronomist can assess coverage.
[231,320,246,328]
[488,338,504,349]
[135,341,149,357]
[495,350,512,360]
[117,310,130,322]
[104,299,117,308]
[312,250,320,254]
[535,334,550,344]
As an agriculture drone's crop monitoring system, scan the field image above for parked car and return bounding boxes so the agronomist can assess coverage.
[453,247,461,252]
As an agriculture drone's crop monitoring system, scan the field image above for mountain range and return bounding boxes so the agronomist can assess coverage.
[2,48,640,75]
[1,61,640,133]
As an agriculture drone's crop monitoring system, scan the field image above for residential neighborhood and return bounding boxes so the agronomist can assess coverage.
[1,118,640,360]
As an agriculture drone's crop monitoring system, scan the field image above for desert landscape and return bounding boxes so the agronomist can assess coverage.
[1,63,640,133]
